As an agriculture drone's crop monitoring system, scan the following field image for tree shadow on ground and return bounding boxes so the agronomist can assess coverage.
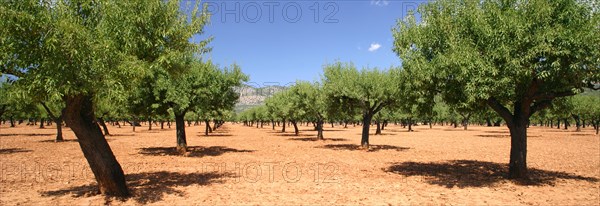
[273,133,314,137]
[569,133,594,136]
[388,129,420,133]
[476,134,540,138]
[0,148,32,154]
[40,171,234,204]
[198,133,233,137]
[384,160,598,188]
[287,137,347,142]
[138,146,254,157]
[109,134,135,137]
[38,139,79,143]
[317,144,410,152]
[483,130,509,134]
[0,133,53,137]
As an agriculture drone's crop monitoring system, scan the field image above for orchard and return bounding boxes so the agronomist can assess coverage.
[1,0,598,205]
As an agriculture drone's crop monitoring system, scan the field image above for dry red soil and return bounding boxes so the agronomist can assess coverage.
[0,122,599,205]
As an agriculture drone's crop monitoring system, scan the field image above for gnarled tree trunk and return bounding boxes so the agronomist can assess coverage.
[292,120,299,136]
[175,112,187,154]
[507,116,528,178]
[98,118,110,136]
[361,112,372,147]
[317,120,324,140]
[63,95,129,197]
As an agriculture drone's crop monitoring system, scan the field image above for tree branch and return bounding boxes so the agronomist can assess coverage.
[486,97,513,125]
[532,90,576,101]
[40,102,57,120]
[529,100,552,118]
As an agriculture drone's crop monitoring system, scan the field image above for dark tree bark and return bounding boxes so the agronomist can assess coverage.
[39,118,45,128]
[281,119,286,132]
[316,120,324,140]
[98,118,110,136]
[55,117,63,141]
[41,102,64,141]
[292,120,299,136]
[487,98,538,179]
[572,114,581,132]
[63,95,129,197]
[271,120,275,130]
[375,121,382,135]
[175,113,187,154]
[408,118,413,132]
[204,120,211,136]
[361,112,373,147]
[148,118,152,130]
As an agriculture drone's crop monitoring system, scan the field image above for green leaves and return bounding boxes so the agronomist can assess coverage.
[322,62,403,114]
[393,0,600,119]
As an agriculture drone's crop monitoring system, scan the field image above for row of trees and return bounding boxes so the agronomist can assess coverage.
[1,0,246,197]
[240,0,599,181]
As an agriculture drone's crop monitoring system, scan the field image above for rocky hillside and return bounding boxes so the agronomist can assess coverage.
[234,84,288,112]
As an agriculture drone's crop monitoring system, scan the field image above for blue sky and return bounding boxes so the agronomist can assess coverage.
[187,0,425,87]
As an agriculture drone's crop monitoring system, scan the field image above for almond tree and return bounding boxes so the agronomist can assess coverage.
[0,0,210,196]
[393,0,599,178]
[323,62,404,147]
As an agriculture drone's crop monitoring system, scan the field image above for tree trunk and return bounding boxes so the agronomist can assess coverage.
[63,95,129,196]
[10,116,15,127]
[292,121,299,136]
[486,118,492,127]
[361,113,372,147]
[572,115,581,132]
[272,120,275,130]
[314,120,323,140]
[408,118,413,132]
[563,118,568,130]
[39,118,45,128]
[204,120,212,135]
[281,119,286,132]
[204,120,210,136]
[160,121,164,129]
[55,116,63,142]
[507,118,528,179]
[175,113,187,154]
[148,119,152,130]
[98,118,110,136]
[375,121,382,135]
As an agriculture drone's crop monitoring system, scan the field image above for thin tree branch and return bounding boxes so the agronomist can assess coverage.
[529,100,553,118]
[486,97,513,125]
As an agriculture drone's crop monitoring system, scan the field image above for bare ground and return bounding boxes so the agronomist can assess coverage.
[0,122,598,205]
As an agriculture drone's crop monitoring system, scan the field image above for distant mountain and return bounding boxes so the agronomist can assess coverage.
[234,84,288,112]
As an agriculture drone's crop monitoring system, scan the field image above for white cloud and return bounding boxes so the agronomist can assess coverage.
[371,0,389,6]
[368,43,381,52]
